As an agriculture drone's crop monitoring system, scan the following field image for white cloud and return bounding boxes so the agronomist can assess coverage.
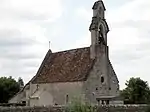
[109,0,150,89]
[75,7,92,20]
[0,0,63,22]
[107,0,150,22]
[0,0,64,83]
[73,32,91,49]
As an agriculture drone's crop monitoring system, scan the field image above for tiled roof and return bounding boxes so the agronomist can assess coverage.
[32,47,95,84]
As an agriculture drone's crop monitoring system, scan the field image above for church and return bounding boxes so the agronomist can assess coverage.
[9,0,123,106]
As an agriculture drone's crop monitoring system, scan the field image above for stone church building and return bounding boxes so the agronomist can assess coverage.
[9,0,123,106]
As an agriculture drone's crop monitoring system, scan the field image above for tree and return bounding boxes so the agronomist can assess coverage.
[121,77,150,104]
[18,77,24,88]
[0,77,20,103]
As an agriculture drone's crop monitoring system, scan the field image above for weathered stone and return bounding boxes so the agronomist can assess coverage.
[9,0,121,106]
[0,105,149,112]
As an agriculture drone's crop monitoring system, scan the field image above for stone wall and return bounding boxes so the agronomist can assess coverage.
[83,46,120,104]
[97,105,148,112]
[29,82,83,106]
[0,105,149,112]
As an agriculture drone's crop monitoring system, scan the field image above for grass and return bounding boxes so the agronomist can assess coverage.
[64,99,97,112]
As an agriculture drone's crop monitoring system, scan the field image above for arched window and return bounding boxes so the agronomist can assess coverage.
[96,87,98,91]
[99,25,103,37]
[109,87,111,90]
[66,94,69,103]
[98,25,106,45]
[101,76,104,83]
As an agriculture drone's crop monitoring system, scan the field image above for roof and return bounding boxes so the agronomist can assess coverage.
[32,47,95,84]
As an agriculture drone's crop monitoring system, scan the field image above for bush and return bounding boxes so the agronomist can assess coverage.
[65,100,97,112]
[145,106,150,112]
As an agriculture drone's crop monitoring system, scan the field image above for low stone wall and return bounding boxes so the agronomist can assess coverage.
[97,105,148,112]
[0,106,62,112]
[0,105,149,112]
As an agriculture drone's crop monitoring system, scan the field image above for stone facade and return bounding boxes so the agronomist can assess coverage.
[83,46,120,104]
[29,82,84,106]
[9,0,122,106]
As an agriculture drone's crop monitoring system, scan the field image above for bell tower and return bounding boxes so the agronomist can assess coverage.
[85,0,121,104]
[89,0,109,59]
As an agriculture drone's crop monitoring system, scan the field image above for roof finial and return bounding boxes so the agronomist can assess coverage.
[49,41,50,49]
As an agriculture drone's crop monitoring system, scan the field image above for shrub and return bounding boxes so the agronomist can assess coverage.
[145,106,150,112]
[64,99,97,112]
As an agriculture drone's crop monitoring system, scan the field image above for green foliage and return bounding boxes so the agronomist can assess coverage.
[0,76,20,103]
[65,99,97,112]
[18,77,24,88]
[121,77,150,104]
[145,106,150,112]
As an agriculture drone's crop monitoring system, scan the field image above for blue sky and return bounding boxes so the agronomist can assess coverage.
[0,0,150,89]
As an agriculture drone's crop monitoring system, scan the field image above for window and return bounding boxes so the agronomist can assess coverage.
[96,87,98,91]
[109,87,111,90]
[117,87,119,90]
[22,101,26,104]
[106,100,109,105]
[101,100,104,105]
[36,84,39,90]
[55,103,58,105]
[101,76,104,83]
[66,95,69,103]
[22,101,26,106]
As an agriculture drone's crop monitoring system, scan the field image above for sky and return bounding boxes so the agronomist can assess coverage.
[0,0,150,89]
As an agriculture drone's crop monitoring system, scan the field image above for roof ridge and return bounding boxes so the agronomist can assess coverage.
[31,49,52,83]
[52,46,90,54]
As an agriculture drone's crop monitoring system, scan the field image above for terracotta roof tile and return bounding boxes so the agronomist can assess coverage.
[32,47,95,84]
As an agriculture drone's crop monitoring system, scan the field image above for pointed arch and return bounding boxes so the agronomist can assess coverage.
[99,19,109,33]
[97,23,106,45]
